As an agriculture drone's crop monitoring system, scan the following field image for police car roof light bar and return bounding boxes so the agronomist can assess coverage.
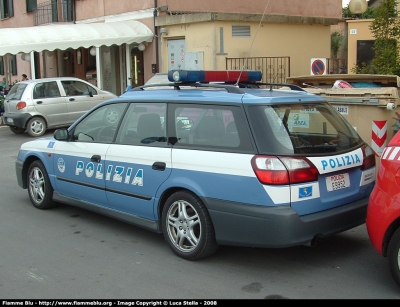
[168,70,263,83]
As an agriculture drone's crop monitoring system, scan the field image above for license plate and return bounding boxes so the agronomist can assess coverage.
[6,117,13,123]
[326,173,350,191]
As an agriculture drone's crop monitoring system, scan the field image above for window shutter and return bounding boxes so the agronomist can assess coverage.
[11,55,17,76]
[7,0,13,17]
[0,57,4,75]
[26,0,37,13]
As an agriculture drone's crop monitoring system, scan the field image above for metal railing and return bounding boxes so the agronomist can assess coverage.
[226,56,290,84]
[326,58,348,74]
[33,0,74,26]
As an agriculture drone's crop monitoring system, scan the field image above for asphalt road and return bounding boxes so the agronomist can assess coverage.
[0,125,399,300]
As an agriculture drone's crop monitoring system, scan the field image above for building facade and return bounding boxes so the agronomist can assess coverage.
[0,0,342,95]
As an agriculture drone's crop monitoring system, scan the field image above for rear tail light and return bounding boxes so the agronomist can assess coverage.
[251,155,319,185]
[361,144,376,170]
[16,101,27,110]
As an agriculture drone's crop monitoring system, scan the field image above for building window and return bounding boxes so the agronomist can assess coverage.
[356,40,375,68]
[232,25,250,37]
[0,57,4,75]
[26,0,37,12]
[34,0,73,25]
[51,0,73,22]
[0,0,14,19]
[10,55,17,76]
[0,56,4,75]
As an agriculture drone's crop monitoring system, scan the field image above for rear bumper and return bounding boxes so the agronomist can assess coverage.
[205,196,369,248]
[4,112,31,128]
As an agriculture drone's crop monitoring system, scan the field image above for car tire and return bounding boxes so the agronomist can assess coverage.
[9,126,25,134]
[388,227,400,287]
[26,117,46,137]
[27,160,57,209]
[161,191,218,260]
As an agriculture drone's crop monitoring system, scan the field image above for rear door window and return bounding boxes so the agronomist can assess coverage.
[169,103,254,153]
[33,81,60,99]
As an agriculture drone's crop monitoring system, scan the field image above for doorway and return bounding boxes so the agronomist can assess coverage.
[130,47,144,87]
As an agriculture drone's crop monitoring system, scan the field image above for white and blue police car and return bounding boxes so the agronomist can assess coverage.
[15,70,376,260]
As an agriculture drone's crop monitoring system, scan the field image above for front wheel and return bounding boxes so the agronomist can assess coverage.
[161,191,218,260]
[27,160,57,209]
[388,227,400,288]
[26,117,46,137]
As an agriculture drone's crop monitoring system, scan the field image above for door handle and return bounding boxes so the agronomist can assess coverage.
[91,155,101,163]
[36,101,43,104]
[152,162,166,171]
[69,98,75,101]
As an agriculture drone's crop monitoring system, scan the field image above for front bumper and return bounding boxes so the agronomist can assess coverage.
[15,159,25,189]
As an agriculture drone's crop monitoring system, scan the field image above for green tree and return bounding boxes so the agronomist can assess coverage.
[331,30,343,58]
[342,6,376,19]
[352,0,400,74]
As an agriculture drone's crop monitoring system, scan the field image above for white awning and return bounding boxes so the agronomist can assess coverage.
[0,20,154,56]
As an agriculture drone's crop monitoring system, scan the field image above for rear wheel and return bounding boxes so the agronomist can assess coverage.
[388,227,400,287]
[26,117,46,137]
[9,126,25,134]
[27,160,56,209]
[161,191,218,260]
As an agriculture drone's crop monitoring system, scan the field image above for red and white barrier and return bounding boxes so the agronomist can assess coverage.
[372,120,388,157]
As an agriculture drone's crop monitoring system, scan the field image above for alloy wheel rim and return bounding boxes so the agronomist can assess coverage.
[28,167,45,204]
[166,200,201,253]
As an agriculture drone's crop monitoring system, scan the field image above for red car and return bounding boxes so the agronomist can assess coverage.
[367,131,400,287]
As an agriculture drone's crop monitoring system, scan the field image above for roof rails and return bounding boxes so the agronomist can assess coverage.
[132,82,245,94]
[249,82,306,92]
[132,81,306,93]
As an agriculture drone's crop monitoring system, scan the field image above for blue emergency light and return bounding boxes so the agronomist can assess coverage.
[168,70,263,83]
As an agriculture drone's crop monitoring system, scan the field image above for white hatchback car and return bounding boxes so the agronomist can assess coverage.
[3,77,116,137]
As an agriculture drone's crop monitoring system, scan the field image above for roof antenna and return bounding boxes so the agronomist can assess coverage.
[235,0,272,86]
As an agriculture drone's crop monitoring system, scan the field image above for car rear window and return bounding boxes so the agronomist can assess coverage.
[6,83,28,100]
[247,102,363,155]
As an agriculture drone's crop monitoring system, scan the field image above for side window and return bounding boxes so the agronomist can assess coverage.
[33,82,60,99]
[33,83,45,99]
[87,83,98,95]
[43,81,60,98]
[171,104,252,151]
[72,103,127,143]
[61,80,94,96]
[116,103,167,146]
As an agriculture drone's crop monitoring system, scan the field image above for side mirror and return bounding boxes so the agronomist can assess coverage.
[54,128,69,141]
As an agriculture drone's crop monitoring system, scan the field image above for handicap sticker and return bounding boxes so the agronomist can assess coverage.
[47,141,55,148]
[299,186,313,198]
